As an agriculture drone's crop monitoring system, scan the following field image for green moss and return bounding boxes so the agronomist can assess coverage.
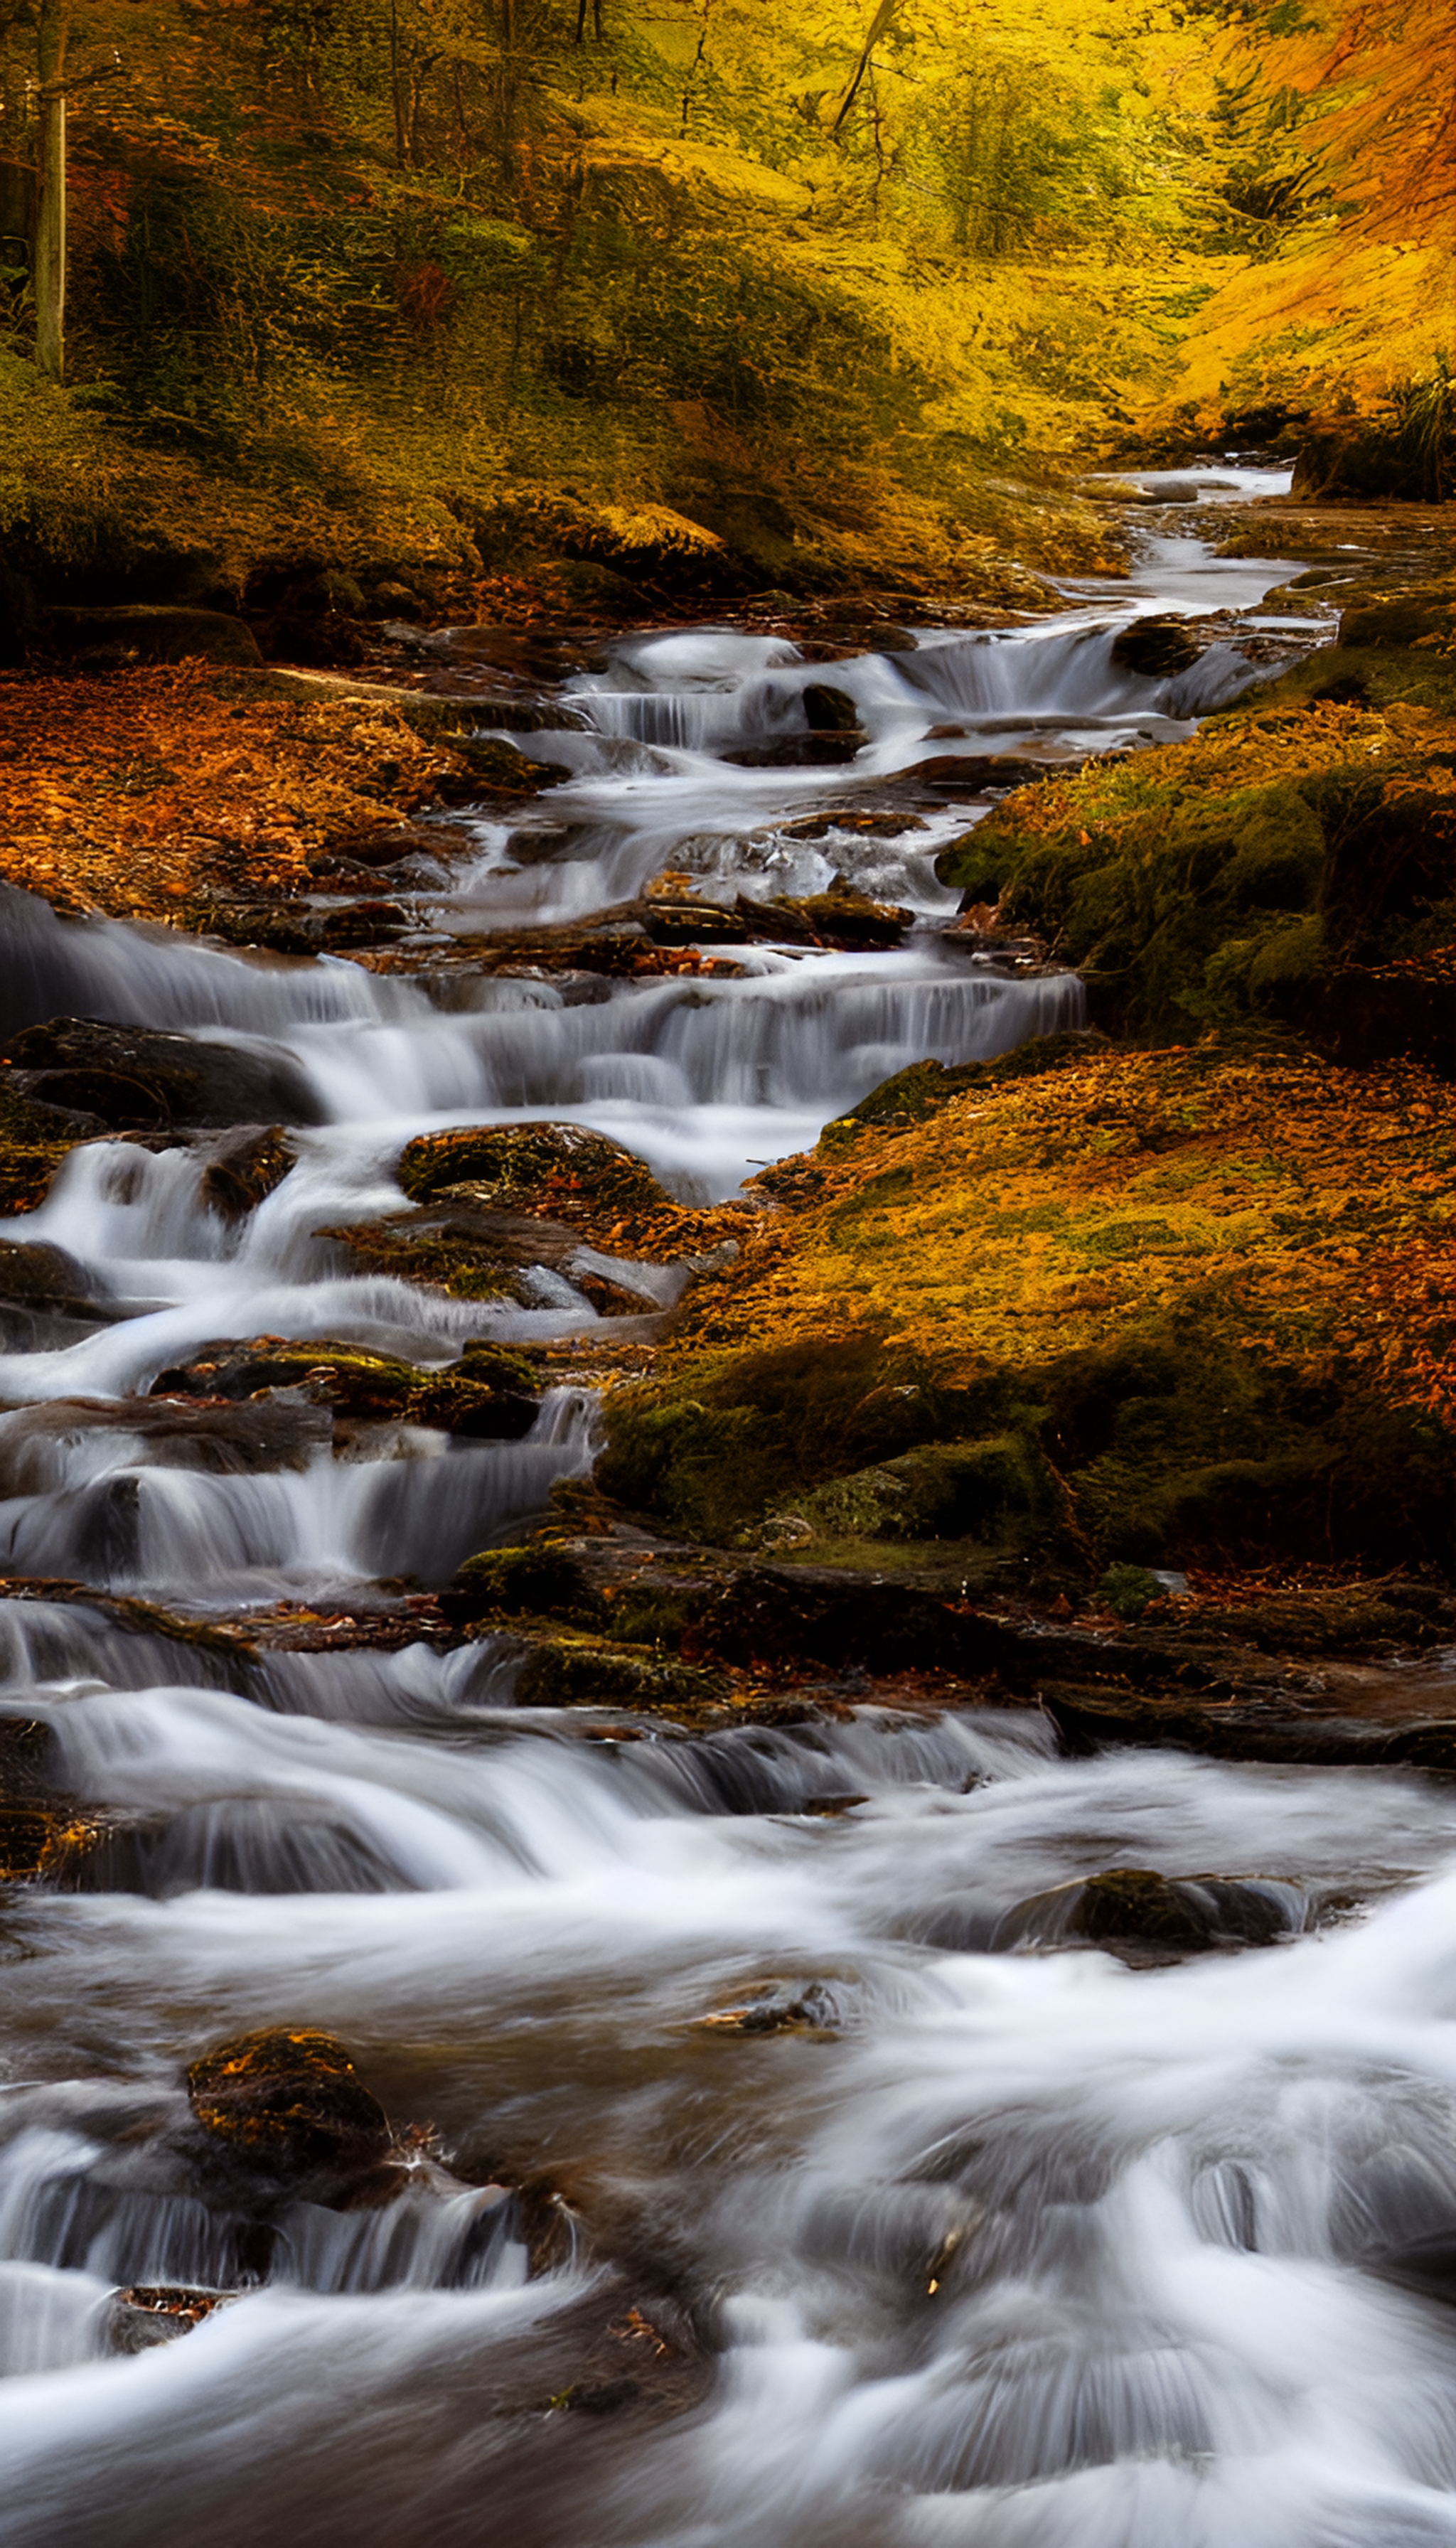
[1231,646,1456,720]
[1098,1563,1162,1621]
[938,732,1454,1047]
[513,1634,730,1714]
[453,1543,606,1626]
[794,1433,1051,1546]
[596,1332,993,1546]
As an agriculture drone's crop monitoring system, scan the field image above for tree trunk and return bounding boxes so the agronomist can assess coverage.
[389,0,407,165]
[34,0,69,382]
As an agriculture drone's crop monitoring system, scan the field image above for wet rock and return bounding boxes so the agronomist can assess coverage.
[58,1799,410,1899]
[185,2028,395,2200]
[311,820,479,872]
[323,1191,672,1313]
[317,899,411,950]
[510,1633,731,1715]
[0,1392,329,1481]
[1108,615,1208,678]
[992,1866,1302,1960]
[44,604,262,668]
[109,2286,233,2352]
[776,810,929,842]
[432,734,574,798]
[722,731,867,769]
[196,1127,296,1222]
[0,1238,92,1311]
[400,1120,670,1226]
[765,886,911,950]
[687,1565,1010,1677]
[4,1017,323,1130]
[642,896,750,948]
[148,1335,542,1440]
[0,1788,62,1883]
[0,1078,109,1216]
[697,1984,839,2035]
[448,1543,608,1628]
[802,683,862,733]
[0,1716,117,1886]
[193,900,320,956]
[896,753,992,794]
[732,893,818,945]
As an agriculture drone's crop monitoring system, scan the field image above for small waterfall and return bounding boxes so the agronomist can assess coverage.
[0,1391,594,1597]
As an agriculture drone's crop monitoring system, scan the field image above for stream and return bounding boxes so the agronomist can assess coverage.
[7,468,1456,2547]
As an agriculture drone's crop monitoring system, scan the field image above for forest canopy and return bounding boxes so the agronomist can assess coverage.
[0,0,1450,597]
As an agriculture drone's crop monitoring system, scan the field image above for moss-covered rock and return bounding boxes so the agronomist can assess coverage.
[994,1866,1301,1957]
[936,614,1456,1054]
[400,1120,668,1224]
[149,1335,541,1438]
[793,1433,1052,1545]
[598,1043,1456,1574]
[340,1120,751,1304]
[513,1633,731,1714]
[450,1541,606,1625]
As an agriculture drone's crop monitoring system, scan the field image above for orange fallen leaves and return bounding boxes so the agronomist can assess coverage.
[0,665,467,926]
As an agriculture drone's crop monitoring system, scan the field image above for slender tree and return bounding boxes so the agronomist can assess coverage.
[33,0,69,380]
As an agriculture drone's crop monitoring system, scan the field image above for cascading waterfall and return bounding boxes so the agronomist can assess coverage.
[10,476,1456,2548]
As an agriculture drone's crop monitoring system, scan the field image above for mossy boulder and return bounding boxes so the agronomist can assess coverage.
[400,1120,668,1222]
[149,1335,541,1438]
[449,1541,606,1625]
[994,1866,1300,1957]
[0,1237,92,1311]
[793,1433,1051,1546]
[513,1634,731,1714]
[186,2028,395,2198]
[45,604,263,667]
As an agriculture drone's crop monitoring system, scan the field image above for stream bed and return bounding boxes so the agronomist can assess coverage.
[7,470,1456,2547]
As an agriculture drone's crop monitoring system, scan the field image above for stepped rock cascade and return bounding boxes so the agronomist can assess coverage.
[11,476,1456,2547]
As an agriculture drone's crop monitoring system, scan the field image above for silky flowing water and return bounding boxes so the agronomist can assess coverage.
[6,473,1456,2547]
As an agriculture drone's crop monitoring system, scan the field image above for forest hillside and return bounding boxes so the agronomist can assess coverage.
[1,0,1450,618]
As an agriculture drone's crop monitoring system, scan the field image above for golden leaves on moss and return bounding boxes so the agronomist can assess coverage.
[670,1045,1456,1434]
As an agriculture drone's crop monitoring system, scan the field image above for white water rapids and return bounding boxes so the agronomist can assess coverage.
[9,478,1456,2547]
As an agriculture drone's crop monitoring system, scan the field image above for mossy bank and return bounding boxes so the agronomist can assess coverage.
[936,579,1456,1065]
[596,1037,1456,1583]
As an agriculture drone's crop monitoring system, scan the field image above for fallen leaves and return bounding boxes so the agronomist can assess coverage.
[0,665,471,925]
